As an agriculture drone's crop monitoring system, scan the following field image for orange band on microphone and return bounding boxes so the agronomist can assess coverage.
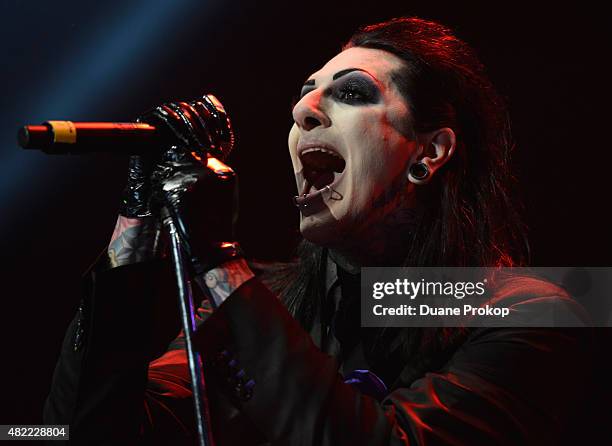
[47,121,77,144]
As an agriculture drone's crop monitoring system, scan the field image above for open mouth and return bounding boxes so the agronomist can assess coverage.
[299,147,346,195]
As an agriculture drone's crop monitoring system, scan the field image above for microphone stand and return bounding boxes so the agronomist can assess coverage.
[161,205,215,446]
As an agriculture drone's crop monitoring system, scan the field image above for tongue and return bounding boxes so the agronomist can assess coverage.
[301,151,345,192]
[311,170,335,190]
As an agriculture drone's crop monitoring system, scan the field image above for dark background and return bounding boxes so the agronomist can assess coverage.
[0,0,609,434]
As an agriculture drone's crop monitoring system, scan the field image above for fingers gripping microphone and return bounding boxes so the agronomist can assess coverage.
[17,94,234,161]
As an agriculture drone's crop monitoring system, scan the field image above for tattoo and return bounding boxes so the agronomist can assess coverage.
[198,258,255,307]
[107,216,162,268]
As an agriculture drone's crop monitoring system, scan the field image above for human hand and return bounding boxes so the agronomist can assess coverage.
[110,95,237,270]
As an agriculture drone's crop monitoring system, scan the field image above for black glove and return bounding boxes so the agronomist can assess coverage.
[139,95,234,162]
[120,95,242,274]
[151,145,242,274]
[118,154,158,218]
[118,95,234,219]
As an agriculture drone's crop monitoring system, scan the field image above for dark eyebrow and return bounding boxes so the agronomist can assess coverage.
[332,68,367,80]
[302,68,369,88]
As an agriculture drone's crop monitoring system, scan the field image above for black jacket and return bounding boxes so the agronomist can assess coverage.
[43,259,594,445]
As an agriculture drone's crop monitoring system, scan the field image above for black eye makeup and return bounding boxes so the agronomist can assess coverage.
[296,71,381,106]
[332,75,380,105]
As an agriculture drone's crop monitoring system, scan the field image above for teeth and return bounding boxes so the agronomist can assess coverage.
[301,147,343,160]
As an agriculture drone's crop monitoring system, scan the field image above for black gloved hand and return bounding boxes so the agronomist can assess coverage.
[118,154,158,218]
[118,95,234,219]
[139,95,234,162]
[121,95,241,274]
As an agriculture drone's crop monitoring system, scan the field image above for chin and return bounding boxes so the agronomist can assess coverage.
[299,213,342,247]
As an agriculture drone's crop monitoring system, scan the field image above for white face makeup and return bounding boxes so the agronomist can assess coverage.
[288,46,419,247]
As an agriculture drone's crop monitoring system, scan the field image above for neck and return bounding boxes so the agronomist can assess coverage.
[326,174,419,269]
[330,206,418,269]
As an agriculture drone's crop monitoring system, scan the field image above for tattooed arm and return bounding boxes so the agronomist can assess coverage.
[106,212,252,307]
[198,258,255,308]
[107,215,163,268]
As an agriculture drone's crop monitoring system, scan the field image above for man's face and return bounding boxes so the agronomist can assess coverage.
[288,46,418,247]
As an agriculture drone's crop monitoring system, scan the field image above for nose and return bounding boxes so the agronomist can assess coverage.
[292,91,331,131]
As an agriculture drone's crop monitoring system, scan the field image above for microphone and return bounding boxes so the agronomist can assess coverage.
[18,120,235,179]
[18,94,234,160]
[18,121,163,154]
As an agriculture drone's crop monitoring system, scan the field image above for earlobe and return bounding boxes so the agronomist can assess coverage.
[407,161,430,184]
[408,127,456,185]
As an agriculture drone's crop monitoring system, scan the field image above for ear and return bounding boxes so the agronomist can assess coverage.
[408,128,456,184]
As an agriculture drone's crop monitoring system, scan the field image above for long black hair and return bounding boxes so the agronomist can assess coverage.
[267,17,528,371]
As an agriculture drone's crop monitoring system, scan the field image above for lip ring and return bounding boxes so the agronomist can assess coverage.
[294,172,345,210]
